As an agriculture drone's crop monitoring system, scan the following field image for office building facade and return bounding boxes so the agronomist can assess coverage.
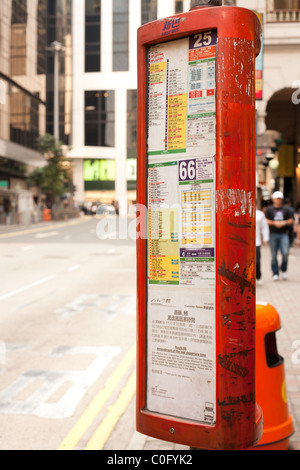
[48,0,300,213]
[0,0,47,223]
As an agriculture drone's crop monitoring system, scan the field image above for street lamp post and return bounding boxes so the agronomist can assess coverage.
[46,41,65,142]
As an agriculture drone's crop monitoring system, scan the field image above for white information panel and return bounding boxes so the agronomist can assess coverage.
[146,31,217,425]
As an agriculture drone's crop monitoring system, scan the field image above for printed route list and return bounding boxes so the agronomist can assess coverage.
[147,31,217,424]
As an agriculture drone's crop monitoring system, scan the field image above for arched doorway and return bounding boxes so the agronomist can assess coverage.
[265,87,300,204]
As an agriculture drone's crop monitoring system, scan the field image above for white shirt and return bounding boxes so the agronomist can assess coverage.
[256,209,270,247]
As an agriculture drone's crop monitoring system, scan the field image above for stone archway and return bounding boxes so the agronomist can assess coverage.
[266,87,300,146]
[265,87,300,203]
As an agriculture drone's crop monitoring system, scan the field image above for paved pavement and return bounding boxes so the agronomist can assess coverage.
[1,219,300,451]
[255,242,300,451]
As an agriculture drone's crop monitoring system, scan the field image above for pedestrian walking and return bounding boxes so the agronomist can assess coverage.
[296,203,300,246]
[256,208,269,285]
[265,191,294,281]
[284,198,297,246]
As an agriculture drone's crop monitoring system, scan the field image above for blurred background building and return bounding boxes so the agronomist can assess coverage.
[0,0,300,222]
[0,0,47,223]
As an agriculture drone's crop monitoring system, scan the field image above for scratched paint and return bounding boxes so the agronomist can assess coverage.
[215,189,255,218]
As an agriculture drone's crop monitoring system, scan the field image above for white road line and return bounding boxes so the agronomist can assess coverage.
[35,232,59,239]
[0,276,56,301]
[21,246,33,252]
[68,264,81,272]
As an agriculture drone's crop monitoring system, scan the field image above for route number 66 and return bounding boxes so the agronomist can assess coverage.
[179,159,196,182]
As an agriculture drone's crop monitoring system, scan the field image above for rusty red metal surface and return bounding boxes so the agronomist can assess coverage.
[136,6,262,450]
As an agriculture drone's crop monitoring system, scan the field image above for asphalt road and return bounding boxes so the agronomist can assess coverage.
[0,216,138,450]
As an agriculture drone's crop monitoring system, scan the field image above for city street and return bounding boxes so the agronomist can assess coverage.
[0,216,300,450]
[0,216,137,450]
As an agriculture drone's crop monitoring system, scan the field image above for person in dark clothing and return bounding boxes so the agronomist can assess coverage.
[265,191,294,281]
[284,198,296,246]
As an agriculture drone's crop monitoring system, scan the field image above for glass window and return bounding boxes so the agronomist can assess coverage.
[46,0,72,145]
[85,91,115,147]
[175,0,183,14]
[127,90,137,158]
[84,159,116,190]
[113,0,129,71]
[274,0,300,9]
[10,88,40,149]
[141,0,157,25]
[85,0,101,72]
[11,0,28,25]
[37,0,47,75]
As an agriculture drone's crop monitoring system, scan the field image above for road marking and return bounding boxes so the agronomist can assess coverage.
[84,369,136,450]
[0,275,56,301]
[68,264,81,272]
[35,231,58,239]
[0,217,91,240]
[57,344,136,451]
[0,346,120,419]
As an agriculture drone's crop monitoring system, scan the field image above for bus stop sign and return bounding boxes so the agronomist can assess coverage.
[136,3,263,450]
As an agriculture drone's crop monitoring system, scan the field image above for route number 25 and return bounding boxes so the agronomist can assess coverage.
[193,31,212,48]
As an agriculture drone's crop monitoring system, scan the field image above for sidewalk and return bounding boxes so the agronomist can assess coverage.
[256,242,300,450]
[130,243,300,451]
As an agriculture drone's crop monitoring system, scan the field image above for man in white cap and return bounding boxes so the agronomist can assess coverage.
[265,191,294,281]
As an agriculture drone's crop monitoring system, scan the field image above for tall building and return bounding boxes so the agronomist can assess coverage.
[238,0,300,205]
[49,0,300,215]
[64,0,192,215]
[0,0,47,223]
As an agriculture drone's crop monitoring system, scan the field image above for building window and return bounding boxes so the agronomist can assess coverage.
[113,0,129,71]
[85,90,115,147]
[10,88,40,149]
[11,0,28,77]
[268,0,300,21]
[127,90,137,158]
[37,0,47,75]
[85,0,101,72]
[175,0,183,14]
[141,0,157,25]
[11,0,28,25]
[274,0,300,9]
[46,0,72,145]
[84,159,116,190]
